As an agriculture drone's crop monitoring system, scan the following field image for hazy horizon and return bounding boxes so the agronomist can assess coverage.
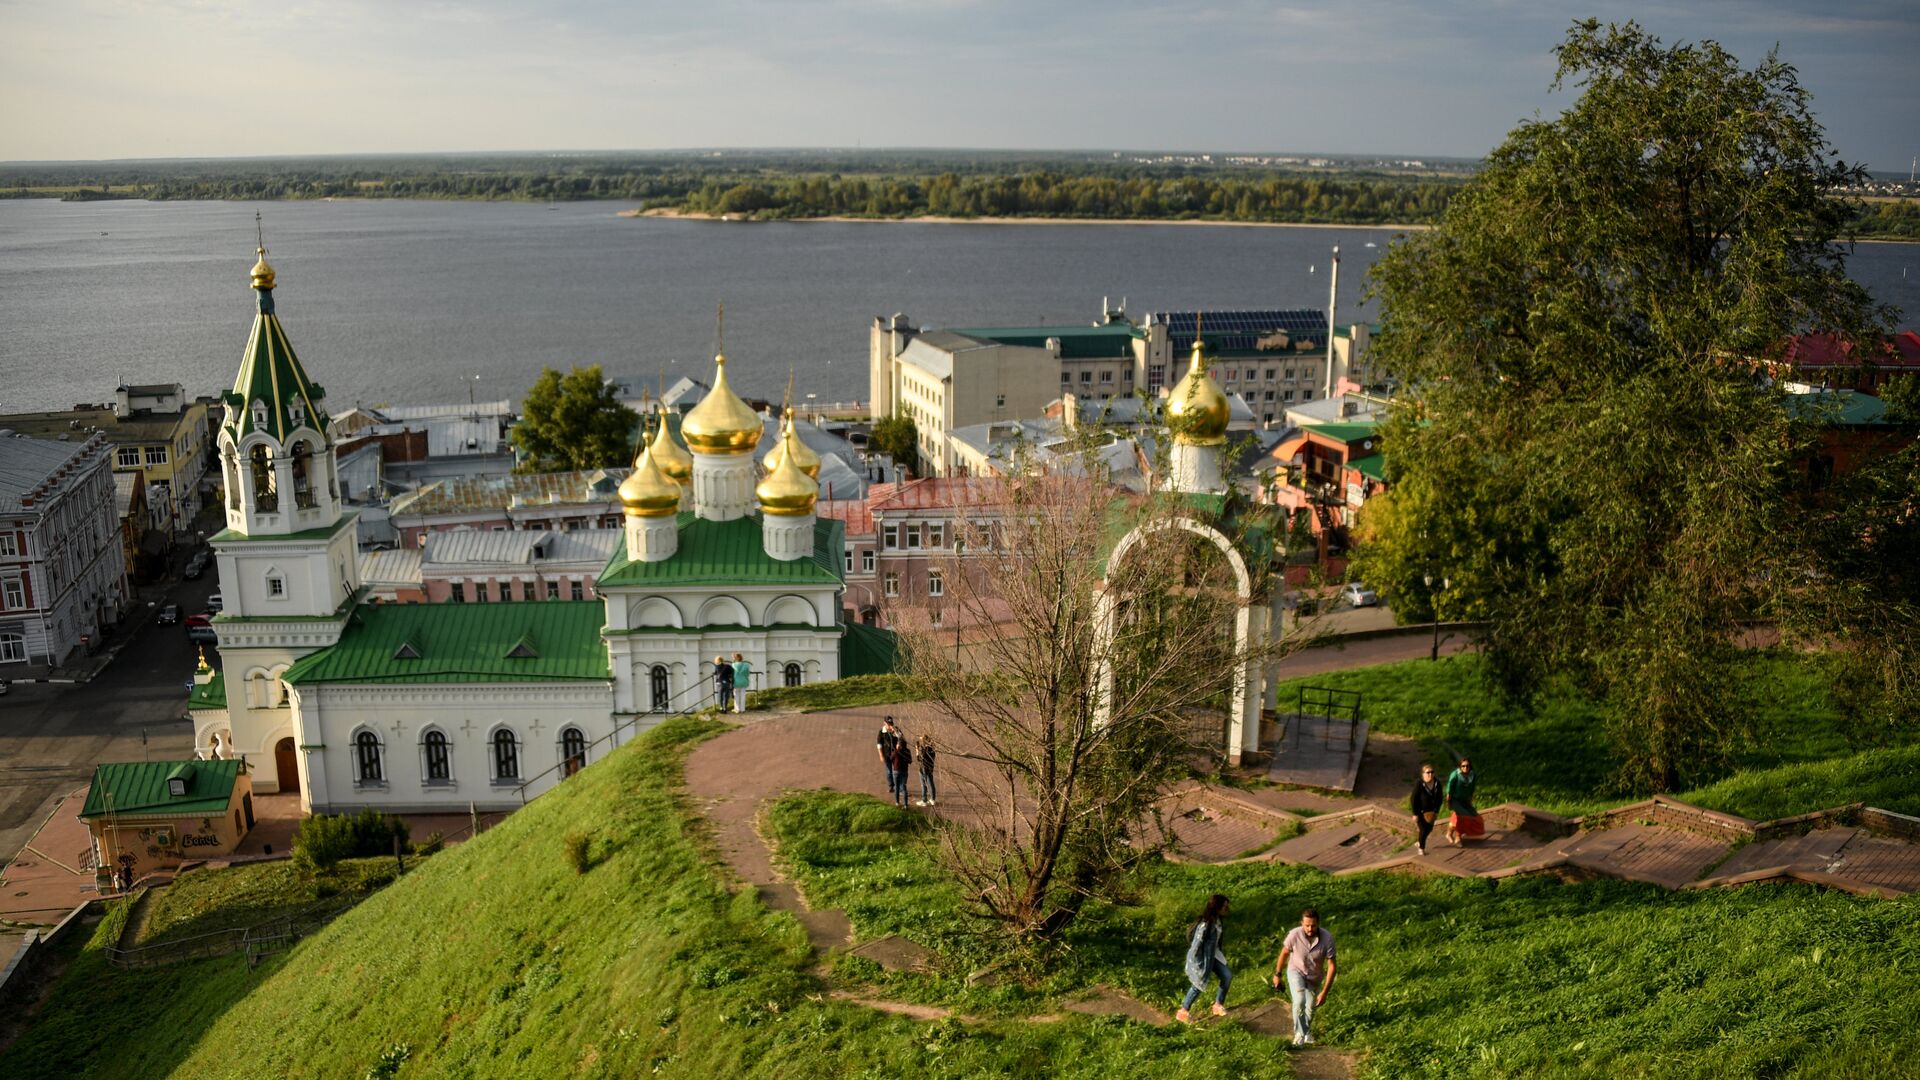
[3,2,1915,172]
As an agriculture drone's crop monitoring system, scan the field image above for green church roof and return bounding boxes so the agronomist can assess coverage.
[222,268,327,444]
[839,622,901,677]
[188,671,226,711]
[282,601,612,686]
[598,514,845,589]
[82,759,243,818]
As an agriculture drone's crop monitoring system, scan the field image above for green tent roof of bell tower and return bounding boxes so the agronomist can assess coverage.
[222,250,327,444]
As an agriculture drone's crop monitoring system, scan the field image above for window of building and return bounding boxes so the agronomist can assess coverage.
[1061,372,1072,385]
[423,729,451,783]
[0,632,23,663]
[905,524,921,549]
[927,523,943,548]
[1080,371,1092,383]
[2,577,23,610]
[474,582,489,603]
[1302,390,1314,401]
[930,609,943,626]
[1264,391,1276,401]
[355,730,384,784]
[1264,412,1275,424]
[650,665,670,711]
[1100,370,1113,382]
[928,571,944,597]
[996,395,1006,408]
[0,534,15,557]
[561,726,588,778]
[145,446,168,466]
[845,549,855,574]
[570,580,584,601]
[882,524,898,549]
[451,582,466,603]
[116,447,141,468]
[861,549,875,573]
[267,576,285,597]
[492,729,520,781]
[1284,390,1296,402]
[884,572,900,597]
[1266,368,1277,380]
[1285,367,1296,379]
[546,580,560,600]
[783,662,802,687]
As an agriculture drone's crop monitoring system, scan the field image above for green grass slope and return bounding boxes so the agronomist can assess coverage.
[771,790,1920,1079]
[0,718,1293,1080]
[1270,652,1917,818]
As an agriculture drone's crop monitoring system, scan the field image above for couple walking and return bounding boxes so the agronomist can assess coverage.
[1178,895,1336,1047]
[1409,757,1481,855]
[875,715,937,809]
[711,653,752,713]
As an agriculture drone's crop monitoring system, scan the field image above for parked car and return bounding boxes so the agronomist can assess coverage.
[205,592,224,613]
[184,613,213,629]
[1340,582,1380,608]
[186,625,220,645]
[183,551,211,580]
[0,678,9,696]
[156,603,182,625]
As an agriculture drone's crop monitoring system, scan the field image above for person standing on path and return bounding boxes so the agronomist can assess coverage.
[730,653,752,714]
[1270,907,1336,1046]
[713,656,734,713]
[877,716,904,800]
[888,739,913,808]
[1177,893,1233,1023]
[916,733,937,807]
[1446,757,1483,845]
[1410,763,1445,856]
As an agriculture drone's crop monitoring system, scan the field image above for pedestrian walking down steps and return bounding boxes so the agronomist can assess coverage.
[1176,893,1233,1023]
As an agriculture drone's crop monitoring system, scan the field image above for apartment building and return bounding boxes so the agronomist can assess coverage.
[0,433,130,669]
[0,382,214,535]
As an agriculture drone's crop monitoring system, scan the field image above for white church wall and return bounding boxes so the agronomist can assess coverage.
[297,683,618,813]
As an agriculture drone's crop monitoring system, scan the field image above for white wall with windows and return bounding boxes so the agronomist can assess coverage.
[290,682,617,813]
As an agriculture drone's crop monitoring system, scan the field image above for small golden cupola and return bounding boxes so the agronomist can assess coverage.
[618,440,682,518]
[680,351,762,455]
[249,246,276,290]
[648,404,694,487]
[1165,335,1230,446]
[756,424,819,516]
[762,407,822,479]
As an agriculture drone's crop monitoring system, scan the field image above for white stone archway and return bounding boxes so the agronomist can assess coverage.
[1094,516,1268,765]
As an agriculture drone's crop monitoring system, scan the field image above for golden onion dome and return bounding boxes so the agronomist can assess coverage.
[680,353,762,454]
[618,442,682,518]
[756,425,819,516]
[648,404,694,485]
[762,408,822,480]
[250,247,276,290]
[1165,337,1230,446]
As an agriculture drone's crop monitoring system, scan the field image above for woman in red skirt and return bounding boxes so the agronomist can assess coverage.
[1446,757,1483,844]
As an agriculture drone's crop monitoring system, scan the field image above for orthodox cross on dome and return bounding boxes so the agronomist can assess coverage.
[715,301,725,356]
[255,210,265,253]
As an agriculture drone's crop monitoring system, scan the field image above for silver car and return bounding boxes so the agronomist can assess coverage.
[1341,582,1380,608]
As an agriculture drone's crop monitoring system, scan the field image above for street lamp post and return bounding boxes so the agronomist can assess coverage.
[1423,573,1451,661]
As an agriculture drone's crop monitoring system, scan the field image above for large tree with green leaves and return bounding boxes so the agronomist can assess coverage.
[511,365,639,473]
[868,411,920,477]
[1362,21,1887,791]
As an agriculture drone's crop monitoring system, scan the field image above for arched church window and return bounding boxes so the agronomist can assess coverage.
[784,662,803,688]
[493,729,520,781]
[250,444,277,512]
[355,730,383,783]
[422,729,451,782]
[650,666,670,711]
[223,454,239,512]
[290,440,315,509]
[560,726,587,778]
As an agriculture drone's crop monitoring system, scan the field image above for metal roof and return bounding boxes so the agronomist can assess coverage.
[389,469,626,518]
[0,436,100,514]
[952,323,1137,360]
[188,671,227,711]
[597,514,843,589]
[423,528,621,567]
[81,759,242,818]
[282,601,612,685]
[358,547,424,587]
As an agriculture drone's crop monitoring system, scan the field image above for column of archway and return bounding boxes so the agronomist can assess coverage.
[1089,586,1118,728]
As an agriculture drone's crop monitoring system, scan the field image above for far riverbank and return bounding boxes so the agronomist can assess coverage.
[619,207,1431,231]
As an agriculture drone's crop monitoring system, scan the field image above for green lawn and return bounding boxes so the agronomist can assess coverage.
[768,789,1920,1079]
[0,718,1294,1080]
[139,856,405,945]
[747,673,925,713]
[1270,652,1914,818]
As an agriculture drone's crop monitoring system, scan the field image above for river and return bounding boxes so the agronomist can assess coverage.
[1,199,1915,413]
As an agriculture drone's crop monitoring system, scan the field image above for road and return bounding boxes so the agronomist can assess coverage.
[0,574,213,865]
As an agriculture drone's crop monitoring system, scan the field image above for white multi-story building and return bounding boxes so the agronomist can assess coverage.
[0,433,129,669]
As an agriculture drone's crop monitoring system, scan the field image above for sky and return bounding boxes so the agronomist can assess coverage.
[2,0,1915,171]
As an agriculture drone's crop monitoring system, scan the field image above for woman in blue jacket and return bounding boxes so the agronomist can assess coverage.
[1177,893,1233,1022]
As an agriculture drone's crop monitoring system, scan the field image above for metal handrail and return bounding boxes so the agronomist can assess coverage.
[506,671,754,805]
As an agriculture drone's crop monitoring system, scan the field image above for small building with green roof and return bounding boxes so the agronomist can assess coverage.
[81,759,254,881]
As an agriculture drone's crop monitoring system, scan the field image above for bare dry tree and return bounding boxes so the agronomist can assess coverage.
[898,464,1305,944]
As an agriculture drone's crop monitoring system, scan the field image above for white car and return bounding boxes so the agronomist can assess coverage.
[1340,582,1379,608]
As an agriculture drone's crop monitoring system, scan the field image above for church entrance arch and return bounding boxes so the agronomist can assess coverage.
[274,737,300,794]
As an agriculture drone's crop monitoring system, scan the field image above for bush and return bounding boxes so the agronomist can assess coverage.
[415,831,445,857]
[294,809,411,872]
[563,831,591,874]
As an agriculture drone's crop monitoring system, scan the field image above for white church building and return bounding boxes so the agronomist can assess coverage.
[189,245,865,813]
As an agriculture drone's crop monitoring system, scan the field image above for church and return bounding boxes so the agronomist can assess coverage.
[188,245,864,813]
